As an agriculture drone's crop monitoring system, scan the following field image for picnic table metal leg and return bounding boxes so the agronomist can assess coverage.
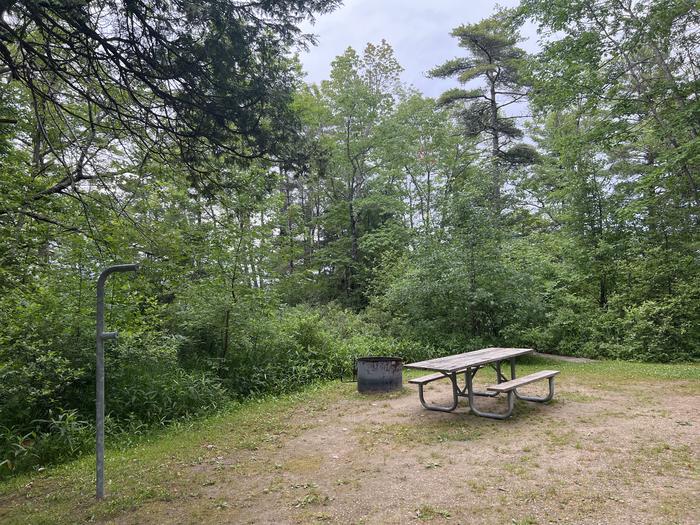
[495,361,511,383]
[510,357,554,403]
[509,357,555,402]
[469,366,500,398]
[466,367,514,419]
[417,372,459,412]
[514,376,556,403]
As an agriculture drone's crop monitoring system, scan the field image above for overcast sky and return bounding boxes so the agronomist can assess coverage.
[299,0,539,98]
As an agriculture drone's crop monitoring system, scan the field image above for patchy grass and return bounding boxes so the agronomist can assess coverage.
[356,419,489,446]
[0,359,698,525]
[518,355,700,381]
[0,381,348,525]
[415,504,452,521]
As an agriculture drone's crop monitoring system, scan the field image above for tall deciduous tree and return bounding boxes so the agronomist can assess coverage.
[380,94,469,235]
[316,40,403,303]
[513,0,700,359]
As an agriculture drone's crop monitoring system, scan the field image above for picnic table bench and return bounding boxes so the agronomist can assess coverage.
[404,347,559,419]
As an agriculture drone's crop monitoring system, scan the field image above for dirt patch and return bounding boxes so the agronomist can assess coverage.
[108,373,699,525]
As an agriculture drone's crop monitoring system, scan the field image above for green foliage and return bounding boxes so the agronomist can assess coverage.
[1,0,341,164]
[429,7,535,207]
[1,0,698,483]
[0,409,93,475]
[175,298,436,396]
[105,334,226,424]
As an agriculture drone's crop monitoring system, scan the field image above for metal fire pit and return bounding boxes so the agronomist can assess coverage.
[355,356,403,393]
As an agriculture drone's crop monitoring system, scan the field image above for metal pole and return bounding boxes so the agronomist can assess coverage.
[96,263,138,500]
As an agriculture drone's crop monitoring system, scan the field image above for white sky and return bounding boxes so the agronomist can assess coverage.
[299,0,539,98]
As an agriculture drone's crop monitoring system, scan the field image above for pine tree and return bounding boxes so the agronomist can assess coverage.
[430,12,535,210]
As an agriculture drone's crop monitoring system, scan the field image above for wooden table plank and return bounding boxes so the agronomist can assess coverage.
[404,347,534,373]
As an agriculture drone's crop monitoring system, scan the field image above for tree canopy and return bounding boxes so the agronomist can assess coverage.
[0,0,339,157]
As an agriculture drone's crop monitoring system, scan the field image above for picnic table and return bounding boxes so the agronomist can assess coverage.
[404,347,559,419]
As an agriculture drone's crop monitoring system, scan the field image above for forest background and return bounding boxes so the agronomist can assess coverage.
[0,0,697,475]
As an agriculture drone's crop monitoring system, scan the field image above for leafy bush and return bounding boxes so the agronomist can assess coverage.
[0,409,93,475]
[0,329,226,477]
[218,303,437,396]
[591,282,700,362]
[172,293,440,399]
[367,241,543,351]
[105,333,226,424]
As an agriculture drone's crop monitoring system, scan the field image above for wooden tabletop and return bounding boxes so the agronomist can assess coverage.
[404,347,534,373]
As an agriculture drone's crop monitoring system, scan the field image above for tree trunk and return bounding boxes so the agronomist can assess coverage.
[489,76,501,207]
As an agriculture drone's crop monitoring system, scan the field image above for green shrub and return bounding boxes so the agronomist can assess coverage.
[105,333,226,424]
[202,303,439,398]
[0,409,93,476]
[0,330,226,478]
